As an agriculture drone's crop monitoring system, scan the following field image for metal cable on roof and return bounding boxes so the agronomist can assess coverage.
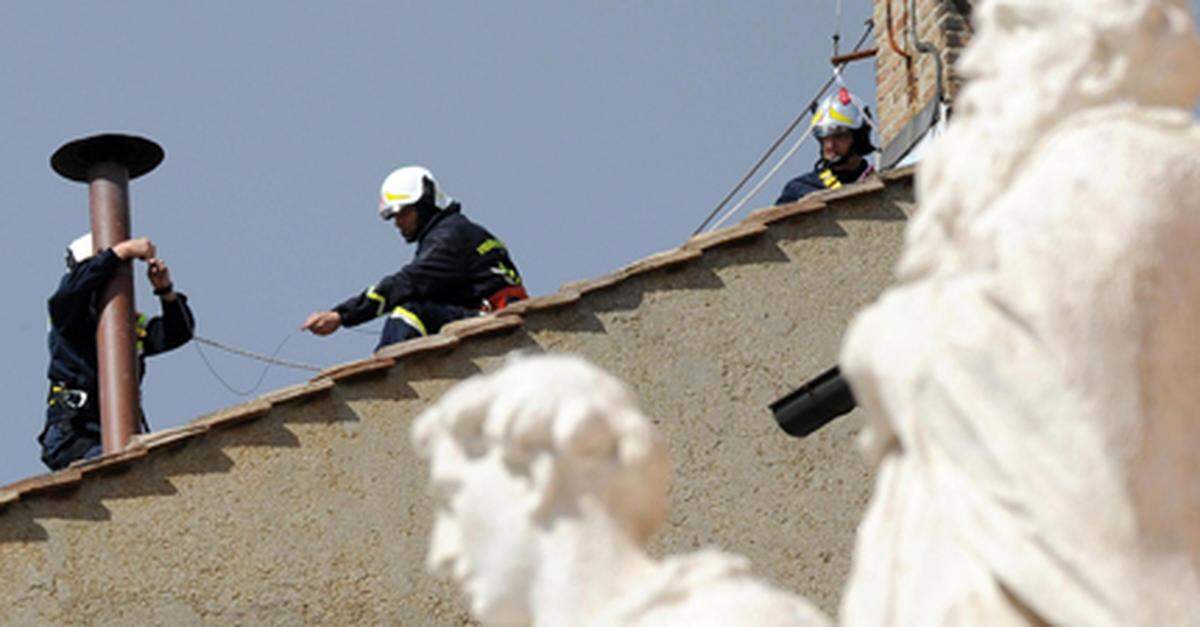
[706,123,819,232]
[192,332,321,397]
[834,0,844,56]
[691,19,874,235]
[690,109,811,236]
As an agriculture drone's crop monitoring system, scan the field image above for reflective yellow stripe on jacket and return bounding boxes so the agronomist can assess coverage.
[366,286,387,318]
[389,306,427,336]
[818,169,842,190]
[476,238,506,255]
[136,313,148,354]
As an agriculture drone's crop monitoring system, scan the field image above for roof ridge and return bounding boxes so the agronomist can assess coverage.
[0,168,914,515]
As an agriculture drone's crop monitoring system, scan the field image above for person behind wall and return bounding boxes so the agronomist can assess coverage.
[301,166,528,351]
[41,234,196,470]
[775,88,877,205]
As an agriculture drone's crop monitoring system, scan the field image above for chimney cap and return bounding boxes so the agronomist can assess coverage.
[51,133,164,182]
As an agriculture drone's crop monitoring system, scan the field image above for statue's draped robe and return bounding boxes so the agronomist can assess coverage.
[840,107,1200,625]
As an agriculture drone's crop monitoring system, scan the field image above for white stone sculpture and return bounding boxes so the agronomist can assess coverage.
[412,355,830,627]
[839,0,1200,624]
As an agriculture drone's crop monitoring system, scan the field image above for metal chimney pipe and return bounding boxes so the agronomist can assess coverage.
[51,134,164,454]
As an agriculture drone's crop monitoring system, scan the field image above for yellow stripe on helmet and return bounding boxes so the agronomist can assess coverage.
[383,192,412,203]
[827,107,854,126]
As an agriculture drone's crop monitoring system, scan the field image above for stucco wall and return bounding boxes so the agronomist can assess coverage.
[0,178,912,625]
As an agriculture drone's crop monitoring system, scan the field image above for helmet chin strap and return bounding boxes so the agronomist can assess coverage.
[824,153,849,168]
[818,150,852,170]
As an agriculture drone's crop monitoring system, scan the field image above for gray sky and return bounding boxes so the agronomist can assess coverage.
[0,2,879,483]
[2,2,1197,484]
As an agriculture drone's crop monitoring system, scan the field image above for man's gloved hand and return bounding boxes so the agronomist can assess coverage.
[301,311,342,336]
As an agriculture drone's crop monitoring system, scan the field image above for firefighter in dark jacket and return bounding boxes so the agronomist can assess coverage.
[302,166,527,351]
[41,234,196,470]
[775,88,876,205]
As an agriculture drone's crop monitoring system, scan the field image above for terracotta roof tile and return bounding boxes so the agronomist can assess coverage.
[374,333,460,361]
[745,196,827,225]
[318,357,397,383]
[257,378,335,407]
[128,424,211,452]
[4,468,83,500]
[560,271,626,297]
[619,247,703,278]
[683,222,768,252]
[881,164,917,181]
[441,314,524,341]
[496,290,581,317]
[818,176,885,202]
[189,399,273,431]
[69,446,150,477]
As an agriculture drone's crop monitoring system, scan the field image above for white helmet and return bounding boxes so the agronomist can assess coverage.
[811,87,867,139]
[66,233,94,269]
[378,165,453,220]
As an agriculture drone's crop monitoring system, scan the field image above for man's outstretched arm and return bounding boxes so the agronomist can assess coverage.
[300,271,418,336]
[302,234,462,336]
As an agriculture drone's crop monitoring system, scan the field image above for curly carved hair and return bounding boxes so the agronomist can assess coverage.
[411,354,671,544]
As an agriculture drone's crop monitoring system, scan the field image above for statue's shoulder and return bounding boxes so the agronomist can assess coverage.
[1044,105,1200,165]
[1027,105,1200,210]
[605,549,830,627]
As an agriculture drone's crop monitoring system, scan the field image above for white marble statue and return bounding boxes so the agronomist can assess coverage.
[840,0,1200,624]
[411,355,829,627]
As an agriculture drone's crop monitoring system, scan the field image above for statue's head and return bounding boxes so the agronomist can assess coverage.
[959,0,1200,127]
[900,0,1200,281]
[411,354,671,624]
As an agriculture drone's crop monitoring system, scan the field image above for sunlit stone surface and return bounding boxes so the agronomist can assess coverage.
[840,0,1200,623]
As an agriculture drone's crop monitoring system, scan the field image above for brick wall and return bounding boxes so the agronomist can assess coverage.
[872,0,973,151]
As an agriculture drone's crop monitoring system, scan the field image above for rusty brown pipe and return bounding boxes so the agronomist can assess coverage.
[886,0,913,62]
[52,134,164,454]
[88,162,139,453]
[831,48,878,65]
[909,0,945,108]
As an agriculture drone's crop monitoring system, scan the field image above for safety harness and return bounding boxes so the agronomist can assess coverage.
[483,285,529,313]
[47,383,89,410]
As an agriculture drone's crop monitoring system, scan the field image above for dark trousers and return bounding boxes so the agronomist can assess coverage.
[377,301,479,351]
[39,404,102,471]
[40,387,150,471]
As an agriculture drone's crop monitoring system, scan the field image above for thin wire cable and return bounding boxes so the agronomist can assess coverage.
[192,333,322,372]
[707,124,817,232]
[192,331,321,397]
[691,20,874,235]
[832,67,880,134]
[834,0,844,56]
[704,22,876,232]
[691,112,810,236]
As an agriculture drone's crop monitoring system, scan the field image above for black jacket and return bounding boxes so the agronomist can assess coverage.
[775,159,873,205]
[334,204,524,327]
[47,248,196,397]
